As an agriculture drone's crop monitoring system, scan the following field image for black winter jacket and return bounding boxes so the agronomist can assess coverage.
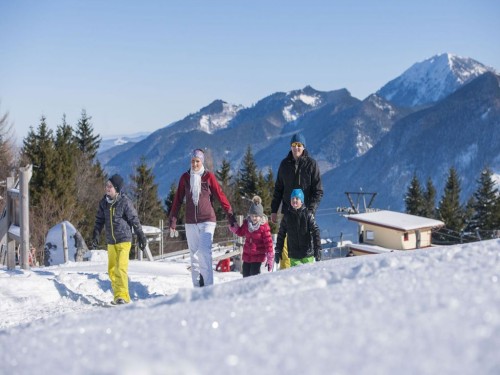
[93,193,144,245]
[271,149,323,215]
[275,206,321,260]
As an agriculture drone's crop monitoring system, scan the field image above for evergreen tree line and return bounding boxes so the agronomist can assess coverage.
[18,111,275,260]
[405,167,500,241]
[17,110,165,263]
[20,110,105,262]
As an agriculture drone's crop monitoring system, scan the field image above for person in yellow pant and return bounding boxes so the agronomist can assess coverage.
[107,242,132,302]
[280,235,291,269]
[92,174,147,305]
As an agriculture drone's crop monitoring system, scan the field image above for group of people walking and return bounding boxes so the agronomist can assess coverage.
[91,133,323,304]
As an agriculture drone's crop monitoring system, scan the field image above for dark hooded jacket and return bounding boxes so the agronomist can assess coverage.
[275,205,321,260]
[271,149,323,216]
[93,193,144,245]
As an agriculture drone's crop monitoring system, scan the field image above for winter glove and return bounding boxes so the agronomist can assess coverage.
[169,217,177,238]
[91,228,100,250]
[227,213,237,227]
[271,213,277,224]
[138,231,147,251]
[274,251,281,264]
[266,253,274,271]
[228,223,239,234]
[315,249,322,262]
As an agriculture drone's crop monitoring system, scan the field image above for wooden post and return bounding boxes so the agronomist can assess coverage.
[19,165,32,270]
[159,219,164,256]
[138,242,143,261]
[7,240,16,270]
[5,177,15,270]
[62,222,68,263]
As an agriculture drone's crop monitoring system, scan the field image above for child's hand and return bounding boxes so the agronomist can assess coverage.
[228,223,239,234]
[266,261,273,272]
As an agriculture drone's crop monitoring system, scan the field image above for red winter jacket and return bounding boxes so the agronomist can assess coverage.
[234,218,274,264]
[169,170,233,224]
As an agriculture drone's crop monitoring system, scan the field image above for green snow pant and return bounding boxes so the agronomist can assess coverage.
[290,256,315,267]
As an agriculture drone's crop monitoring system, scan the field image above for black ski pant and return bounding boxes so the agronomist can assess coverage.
[242,262,262,277]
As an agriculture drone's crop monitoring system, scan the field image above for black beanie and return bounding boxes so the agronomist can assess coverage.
[108,174,124,193]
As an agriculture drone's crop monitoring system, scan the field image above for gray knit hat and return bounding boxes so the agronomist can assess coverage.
[248,196,264,216]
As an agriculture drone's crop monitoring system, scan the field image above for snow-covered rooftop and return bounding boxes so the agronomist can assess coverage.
[348,210,445,231]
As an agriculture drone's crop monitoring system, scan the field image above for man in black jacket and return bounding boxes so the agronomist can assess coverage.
[271,133,323,268]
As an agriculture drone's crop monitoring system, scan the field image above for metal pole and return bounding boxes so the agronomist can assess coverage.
[19,165,32,270]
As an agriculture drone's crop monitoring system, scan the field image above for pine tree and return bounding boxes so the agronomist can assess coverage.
[463,196,477,235]
[53,115,79,210]
[263,167,277,233]
[405,173,424,216]
[215,159,232,192]
[493,197,500,235]
[164,182,186,226]
[422,177,437,219]
[438,167,464,232]
[21,116,58,206]
[237,146,259,201]
[74,109,101,160]
[130,157,165,227]
[468,168,499,238]
[74,157,106,245]
[215,159,234,218]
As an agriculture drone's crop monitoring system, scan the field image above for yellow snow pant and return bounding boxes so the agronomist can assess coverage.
[280,235,291,269]
[107,242,131,302]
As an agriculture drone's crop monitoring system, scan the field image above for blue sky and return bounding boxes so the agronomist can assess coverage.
[1,0,499,141]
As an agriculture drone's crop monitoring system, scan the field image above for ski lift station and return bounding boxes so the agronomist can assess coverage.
[346,210,445,256]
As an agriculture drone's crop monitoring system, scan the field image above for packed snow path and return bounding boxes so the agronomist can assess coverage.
[1,240,499,374]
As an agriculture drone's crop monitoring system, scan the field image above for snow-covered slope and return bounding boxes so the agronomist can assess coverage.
[1,240,499,374]
[378,53,495,107]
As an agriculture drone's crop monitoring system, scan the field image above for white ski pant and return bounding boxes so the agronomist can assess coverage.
[185,221,216,287]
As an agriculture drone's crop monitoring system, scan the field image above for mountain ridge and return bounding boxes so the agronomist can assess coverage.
[97,54,500,235]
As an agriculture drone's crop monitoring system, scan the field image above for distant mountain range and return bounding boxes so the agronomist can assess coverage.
[97,53,499,236]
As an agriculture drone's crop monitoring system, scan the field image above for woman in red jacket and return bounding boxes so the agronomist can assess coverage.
[169,149,235,287]
[230,196,274,277]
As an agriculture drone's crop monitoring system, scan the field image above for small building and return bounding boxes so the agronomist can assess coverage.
[347,210,444,255]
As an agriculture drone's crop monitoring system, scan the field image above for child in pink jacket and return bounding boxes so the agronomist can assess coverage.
[230,196,274,277]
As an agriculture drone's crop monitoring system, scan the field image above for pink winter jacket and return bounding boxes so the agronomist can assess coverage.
[233,218,274,264]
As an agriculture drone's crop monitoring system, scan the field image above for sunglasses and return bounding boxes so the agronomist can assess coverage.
[291,142,304,148]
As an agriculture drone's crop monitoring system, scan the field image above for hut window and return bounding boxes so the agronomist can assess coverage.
[403,232,409,241]
[366,230,374,240]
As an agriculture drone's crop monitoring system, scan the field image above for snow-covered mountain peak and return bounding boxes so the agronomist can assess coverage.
[196,100,244,134]
[377,53,495,107]
[282,86,323,122]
